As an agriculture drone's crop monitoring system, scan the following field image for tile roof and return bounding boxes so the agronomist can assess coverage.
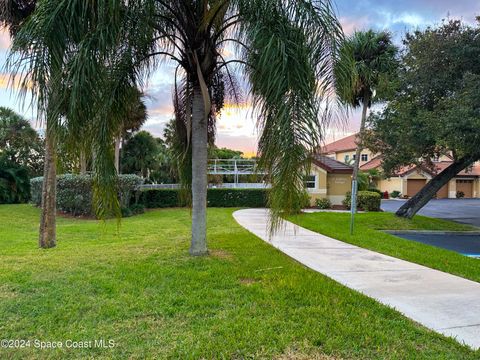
[312,154,353,174]
[360,157,480,177]
[321,134,358,154]
[433,161,480,177]
[360,156,383,171]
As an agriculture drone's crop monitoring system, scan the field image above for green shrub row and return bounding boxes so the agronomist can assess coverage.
[139,188,268,208]
[31,174,144,217]
[342,191,381,212]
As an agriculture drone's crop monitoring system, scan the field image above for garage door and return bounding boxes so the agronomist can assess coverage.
[407,179,427,197]
[456,180,473,198]
[436,184,449,199]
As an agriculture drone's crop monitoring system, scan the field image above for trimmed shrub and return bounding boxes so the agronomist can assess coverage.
[30,174,143,217]
[367,188,383,196]
[342,191,381,212]
[139,188,268,208]
[315,198,331,209]
[390,190,401,198]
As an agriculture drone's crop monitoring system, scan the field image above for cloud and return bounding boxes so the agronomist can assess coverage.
[340,16,371,34]
[0,29,10,50]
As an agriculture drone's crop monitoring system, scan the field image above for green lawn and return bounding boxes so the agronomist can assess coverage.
[0,205,478,359]
[288,211,480,283]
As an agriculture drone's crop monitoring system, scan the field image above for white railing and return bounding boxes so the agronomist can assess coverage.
[207,159,266,175]
[137,183,270,190]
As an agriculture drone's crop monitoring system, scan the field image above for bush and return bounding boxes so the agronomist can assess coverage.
[0,158,31,204]
[140,188,268,208]
[367,188,383,196]
[343,191,381,212]
[315,198,331,209]
[31,174,144,217]
[390,190,401,198]
[456,191,465,199]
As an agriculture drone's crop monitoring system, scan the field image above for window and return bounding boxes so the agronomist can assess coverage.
[361,154,368,162]
[352,154,356,160]
[344,155,350,162]
[304,175,316,189]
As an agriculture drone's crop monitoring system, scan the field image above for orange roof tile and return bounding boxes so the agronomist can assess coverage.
[321,134,358,154]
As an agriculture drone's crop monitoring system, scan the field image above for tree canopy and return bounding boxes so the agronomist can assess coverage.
[0,107,44,177]
[365,20,480,176]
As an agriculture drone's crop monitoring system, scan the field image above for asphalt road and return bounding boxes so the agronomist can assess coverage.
[381,199,480,227]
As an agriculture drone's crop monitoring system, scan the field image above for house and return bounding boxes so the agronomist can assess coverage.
[306,155,353,205]
[320,133,480,199]
[321,134,374,166]
[362,158,480,199]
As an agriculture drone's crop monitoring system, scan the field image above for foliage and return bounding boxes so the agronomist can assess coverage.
[343,191,381,212]
[31,174,143,217]
[210,146,244,159]
[315,198,331,210]
[365,20,480,175]
[7,0,343,233]
[335,30,398,108]
[390,190,401,199]
[0,107,44,177]
[0,157,30,203]
[367,188,383,196]
[140,189,268,209]
[0,206,477,358]
[121,131,160,179]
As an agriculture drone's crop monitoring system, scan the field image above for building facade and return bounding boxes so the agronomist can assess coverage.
[320,134,480,199]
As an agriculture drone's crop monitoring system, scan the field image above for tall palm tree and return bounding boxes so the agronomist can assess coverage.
[114,88,148,174]
[1,0,59,249]
[8,0,343,255]
[335,30,397,232]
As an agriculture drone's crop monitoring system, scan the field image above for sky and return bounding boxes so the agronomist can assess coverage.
[0,0,479,157]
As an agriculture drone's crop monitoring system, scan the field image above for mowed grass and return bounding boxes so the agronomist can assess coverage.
[0,205,478,359]
[288,211,480,283]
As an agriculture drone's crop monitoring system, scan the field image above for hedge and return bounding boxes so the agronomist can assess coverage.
[342,191,381,212]
[139,188,268,208]
[31,174,144,217]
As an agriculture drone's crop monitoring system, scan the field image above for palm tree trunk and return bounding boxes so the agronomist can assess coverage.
[396,156,476,218]
[351,95,369,209]
[114,136,121,174]
[190,85,208,256]
[349,95,369,234]
[39,131,56,248]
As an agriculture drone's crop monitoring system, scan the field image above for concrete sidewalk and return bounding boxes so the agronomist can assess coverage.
[233,209,480,350]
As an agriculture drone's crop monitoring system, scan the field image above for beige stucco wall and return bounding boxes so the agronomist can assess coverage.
[327,173,352,205]
[334,149,374,166]
[377,178,403,195]
[307,165,328,205]
[306,165,352,205]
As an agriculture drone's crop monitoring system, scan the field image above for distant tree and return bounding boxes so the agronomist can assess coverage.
[0,107,44,177]
[0,156,30,204]
[121,131,159,179]
[115,88,148,173]
[335,30,398,214]
[211,147,244,159]
[365,20,480,218]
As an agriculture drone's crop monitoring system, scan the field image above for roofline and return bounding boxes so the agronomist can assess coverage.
[312,158,353,174]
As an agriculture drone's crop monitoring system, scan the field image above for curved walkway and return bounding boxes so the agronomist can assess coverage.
[233,209,480,350]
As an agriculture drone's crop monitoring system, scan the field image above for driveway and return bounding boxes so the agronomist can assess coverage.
[381,199,480,227]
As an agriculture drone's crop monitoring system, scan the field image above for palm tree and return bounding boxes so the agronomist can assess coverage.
[335,30,397,231]
[8,0,343,255]
[1,0,59,249]
[114,88,148,174]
